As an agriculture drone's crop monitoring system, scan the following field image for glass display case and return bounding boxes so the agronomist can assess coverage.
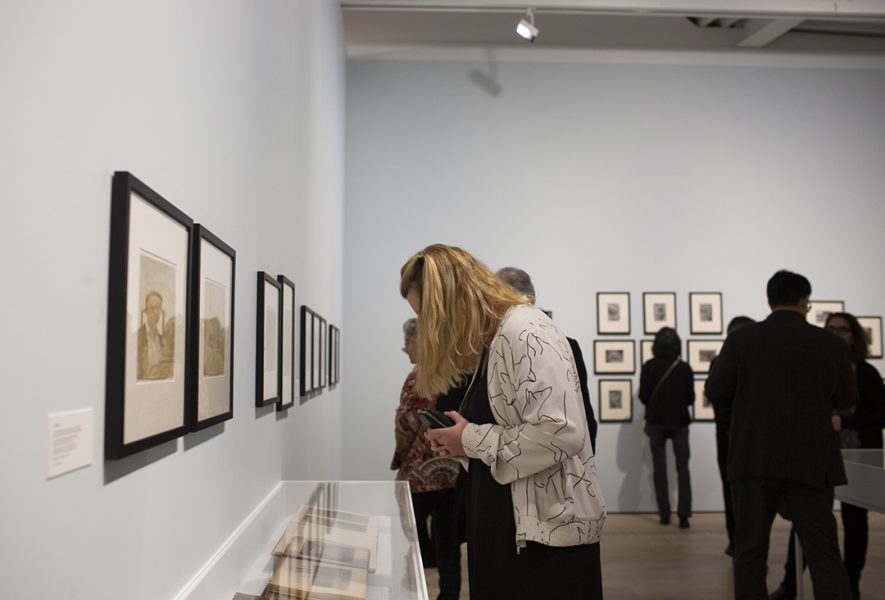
[837,448,885,513]
[229,481,427,600]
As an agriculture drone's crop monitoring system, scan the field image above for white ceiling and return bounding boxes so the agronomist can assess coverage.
[342,0,885,64]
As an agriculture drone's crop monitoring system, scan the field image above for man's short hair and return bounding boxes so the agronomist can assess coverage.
[766,270,811,307]
[496,267,535,303]
[402,317,418,340]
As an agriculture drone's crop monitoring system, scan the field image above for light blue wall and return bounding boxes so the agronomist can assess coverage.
[0,1,345,597]
[343,57,885,512]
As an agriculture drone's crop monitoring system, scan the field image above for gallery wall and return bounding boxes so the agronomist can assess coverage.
[0,1,345,598]
[342,56,885,512]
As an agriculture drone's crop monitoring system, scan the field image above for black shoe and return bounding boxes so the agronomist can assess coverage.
[767,583,795,600]
[659,516,671,525]
[724,543,734,557]
[678,517,690,529]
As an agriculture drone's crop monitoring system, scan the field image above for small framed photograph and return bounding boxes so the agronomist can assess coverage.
[312,313,322,392]
[857,316,883,359]
[643,292,676,335]
[300,306,317,396]
[807,300,844,328]
[256,272,282,407]
[594,340,636,374]
[641,340,654,365]
[277,276,296,411]
[597,292,631,335]
[599,379,633,422]
[692,379,715,422]
[689,292,723,334]
[328,324,340,386]
[319,316,328,390]
[687,339,724,374]
[105,172,191,459]
[188,225,235,431]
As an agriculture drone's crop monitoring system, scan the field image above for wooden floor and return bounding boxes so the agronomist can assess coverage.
[425,512,885,599]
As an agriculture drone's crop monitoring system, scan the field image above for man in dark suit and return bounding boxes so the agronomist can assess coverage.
[705,270,856,600]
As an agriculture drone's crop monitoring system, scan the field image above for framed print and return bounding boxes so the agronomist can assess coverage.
[312,313,321,392]
[593,340,635,374]
[105,172,192,459]
[300,306,317,396]
[807,300,844,328]
[188,225,235,431]
[318,315,327,390]
[641,340,654,365]
[857,316,883,359]
[277,276,296,410]
[599,379,633,422]
[689,292,723,334]
[687,339,724,374]
[643,292,676,335]
[692,379,715,422]
[256,272,281,407]
[597,292,631,335]
[328,324,340,386]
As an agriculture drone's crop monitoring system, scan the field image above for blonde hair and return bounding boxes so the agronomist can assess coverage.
[400,244,528,397]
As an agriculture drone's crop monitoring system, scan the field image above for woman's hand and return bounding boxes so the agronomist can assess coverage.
[425,411,469,458]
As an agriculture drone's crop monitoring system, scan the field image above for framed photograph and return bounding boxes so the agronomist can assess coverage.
[328,324,340,386]
[641,340,654,365]
[311,313,322,392]
[689,292,723,334]
[594,340,635,374]
[687,339,724,374]
[807,300,844,328]
[599,379,633,422]
[105,171,192,459]
[318,315,327,390]
[277,276,296,410]
[857,316,883,359]
[643,292,676,335]
[597,292,631,334]
[256,272,281,407]
[188,225,235,431]
[300,306,319,396]
[692,379,715,422]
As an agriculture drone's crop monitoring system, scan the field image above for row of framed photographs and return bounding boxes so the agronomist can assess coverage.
[298,306,341,397]
[594,339,724,375]
[806,300,882,358]
[597,292,723,335]
[598,379,715,423]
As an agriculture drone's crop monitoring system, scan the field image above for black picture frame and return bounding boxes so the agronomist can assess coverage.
[857,316,883,359]
[593,340,636,374]
[105,171,192,459]
[328,324,340,386]
[598,379,633,423]
[300,305,320,397]
[686,339,724,374]
[596,292,631,335]
[318,315,327,390]
[277,276,296,410]
[689,292,723,335]
[643,292,676,335]
[807,300,845,328]
[188,225,236,431]
[256,272,282,407]
[692,379,715,422]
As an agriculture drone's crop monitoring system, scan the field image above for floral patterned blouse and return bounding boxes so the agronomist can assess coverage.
[390,369,460,493]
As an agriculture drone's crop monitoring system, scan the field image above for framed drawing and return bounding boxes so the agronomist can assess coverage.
[312,312,322,393]
[318,315,327,390]
[105,171,192,459]
[643,292,676,335]
[328,324,340,386]
[188,225,235,431]
[641,340,654,365]
[807,300,844,328]
[599,379,633,422]
[277,276,296,410]
[300,306,317,396]
[256,272,281,407]
[857,316,883,359]
[689,292,723,334]
[597,292,631,335]
[692,379,715,422]
[687,339,724,374]
[593,340,635,374]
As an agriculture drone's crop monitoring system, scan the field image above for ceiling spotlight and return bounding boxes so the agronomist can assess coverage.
[516,8,539,42]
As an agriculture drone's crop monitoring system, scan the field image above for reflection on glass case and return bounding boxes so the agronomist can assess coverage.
[230,481,428,600]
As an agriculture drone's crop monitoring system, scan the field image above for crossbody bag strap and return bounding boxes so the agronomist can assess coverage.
[650,359,681,402]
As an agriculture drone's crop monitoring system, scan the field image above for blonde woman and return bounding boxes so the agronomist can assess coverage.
[400,244,605,599]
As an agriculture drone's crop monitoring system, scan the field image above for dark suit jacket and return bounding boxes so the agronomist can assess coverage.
[568,337,598,452]
[705,310,856,488]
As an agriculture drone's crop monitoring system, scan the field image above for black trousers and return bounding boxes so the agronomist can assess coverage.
[647,424,692,519]
[731,478,850,600]
[411,488,461,600]
[716,423,735,545]
[782,502,868,597]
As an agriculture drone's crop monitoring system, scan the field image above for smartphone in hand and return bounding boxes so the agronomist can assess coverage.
[417,408,455,429]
